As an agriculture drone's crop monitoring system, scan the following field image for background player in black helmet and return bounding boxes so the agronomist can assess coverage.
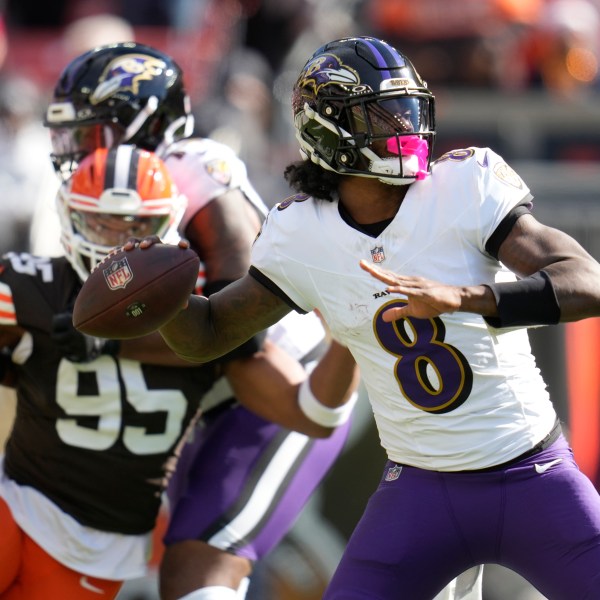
[44,43,194,176]
[30,42,194,257]
[41,41,484,600]
[0,143,357,599]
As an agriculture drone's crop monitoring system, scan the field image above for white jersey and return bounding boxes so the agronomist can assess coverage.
[162,137,268,233]
[251,147,557,471]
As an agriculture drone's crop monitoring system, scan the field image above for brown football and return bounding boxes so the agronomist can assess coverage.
[73,244,199,339]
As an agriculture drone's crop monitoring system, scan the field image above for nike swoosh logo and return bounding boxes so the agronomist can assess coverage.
[534,458,563,474]
[80,576,105,594]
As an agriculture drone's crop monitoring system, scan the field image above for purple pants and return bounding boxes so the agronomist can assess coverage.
[165,403,351,561]
[324,435,600,600]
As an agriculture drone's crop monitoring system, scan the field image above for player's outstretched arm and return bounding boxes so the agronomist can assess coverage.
[122,236,291,363]
[224,338,360,438]
[496,214,600,322]
[361,213,600,326]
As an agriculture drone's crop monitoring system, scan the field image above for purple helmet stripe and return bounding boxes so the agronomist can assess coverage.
[361,38,407,79]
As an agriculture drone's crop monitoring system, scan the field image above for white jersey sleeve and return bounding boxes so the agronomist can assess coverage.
[251,147,555,472]
[435,146,532,252]
[162,138,268,233]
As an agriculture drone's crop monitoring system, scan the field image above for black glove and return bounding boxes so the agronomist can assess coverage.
[51,312,120,363]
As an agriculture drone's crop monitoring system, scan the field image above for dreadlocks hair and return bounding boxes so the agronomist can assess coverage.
[284,160,341,202]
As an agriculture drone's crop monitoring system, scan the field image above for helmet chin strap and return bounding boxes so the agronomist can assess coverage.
[387,136,429,179]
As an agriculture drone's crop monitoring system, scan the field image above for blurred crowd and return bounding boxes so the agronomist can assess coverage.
[0,1,599,600]
[0,0,599,249]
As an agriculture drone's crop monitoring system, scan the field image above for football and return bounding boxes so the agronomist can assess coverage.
[73,244,199,339]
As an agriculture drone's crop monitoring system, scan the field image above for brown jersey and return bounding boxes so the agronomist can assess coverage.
[0,253,216,534]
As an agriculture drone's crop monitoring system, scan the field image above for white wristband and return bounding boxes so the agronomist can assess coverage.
[298,378,358,427]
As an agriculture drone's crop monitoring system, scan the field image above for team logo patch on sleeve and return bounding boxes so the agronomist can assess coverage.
[103,258,133,290]
[493,162,523,189]
[205,159,232,186]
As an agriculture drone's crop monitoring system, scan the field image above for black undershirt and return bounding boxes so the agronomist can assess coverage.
[337,202,394,238]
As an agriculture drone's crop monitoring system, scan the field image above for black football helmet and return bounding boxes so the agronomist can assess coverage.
[292,36,435,185]
[44,42,194,179]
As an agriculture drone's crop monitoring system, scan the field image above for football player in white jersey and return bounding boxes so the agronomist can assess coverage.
[126,36,600,599]
[42,42,483,600]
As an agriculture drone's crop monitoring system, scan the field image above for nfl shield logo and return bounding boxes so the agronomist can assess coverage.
[371,246,385,263]
[385,465,402,481]
[103,258,133,290]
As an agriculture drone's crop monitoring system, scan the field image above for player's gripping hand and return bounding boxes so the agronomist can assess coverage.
[120,236,193,315]
[123,236,190,251]
[51,312,119,363]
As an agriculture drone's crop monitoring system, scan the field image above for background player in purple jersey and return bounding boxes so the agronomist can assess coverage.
[0,143,358,600]
[123,36,600,599]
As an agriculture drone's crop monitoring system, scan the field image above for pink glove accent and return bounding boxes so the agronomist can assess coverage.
[386,135,429,180]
